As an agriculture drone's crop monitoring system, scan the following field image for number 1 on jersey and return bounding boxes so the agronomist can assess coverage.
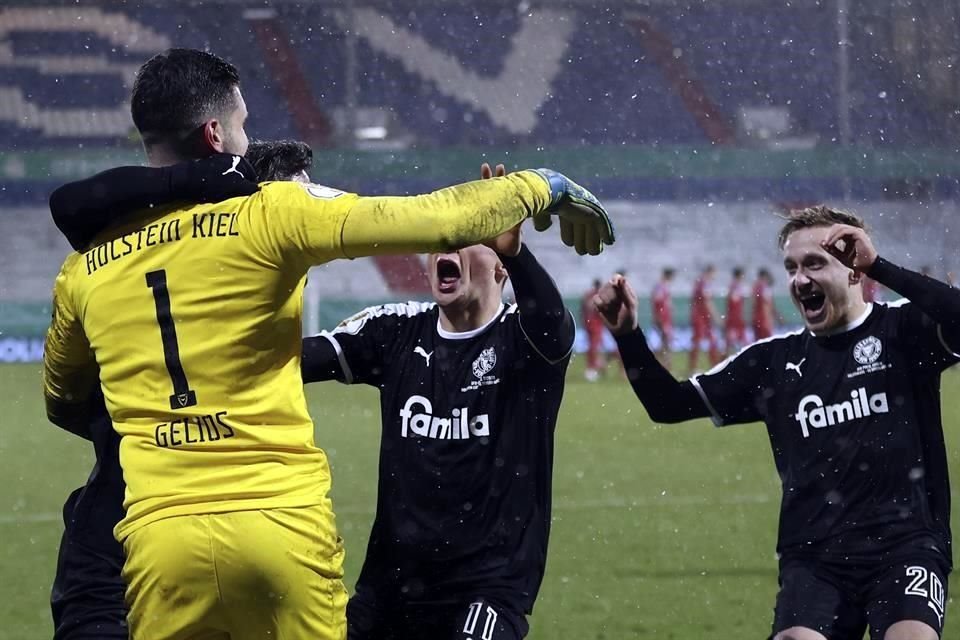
[146,270,198,410]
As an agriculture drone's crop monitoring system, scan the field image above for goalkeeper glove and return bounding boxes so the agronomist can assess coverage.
[530,169,615,256]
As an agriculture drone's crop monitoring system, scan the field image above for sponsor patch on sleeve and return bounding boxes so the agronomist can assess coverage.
[303,183,346,200]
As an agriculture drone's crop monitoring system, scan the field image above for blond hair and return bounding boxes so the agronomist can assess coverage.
[777,205,867,249]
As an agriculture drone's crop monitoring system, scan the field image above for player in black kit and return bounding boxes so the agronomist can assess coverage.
[300,163,573,639]
[47,145,304,639]
[594,206,958,640]
[49,392,127,640]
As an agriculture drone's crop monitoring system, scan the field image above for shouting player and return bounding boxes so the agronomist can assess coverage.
[302,163,572,639]
[595,206,957,640]
[43,48,613,640]
[48,142,315,640]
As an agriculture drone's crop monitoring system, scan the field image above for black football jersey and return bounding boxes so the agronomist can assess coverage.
[323,301,570,610]
[691,301,957,564]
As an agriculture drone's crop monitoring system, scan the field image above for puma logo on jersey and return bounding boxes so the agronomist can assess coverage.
[414,346,433,366]
[785,358,806,377]
[794,388,889,438]
[399,395,490,439]
[221,155,245,178]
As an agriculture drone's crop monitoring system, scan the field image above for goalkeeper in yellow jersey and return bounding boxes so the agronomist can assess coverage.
[42,48,614,640]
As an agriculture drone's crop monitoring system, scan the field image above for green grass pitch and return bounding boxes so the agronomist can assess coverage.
[1,361,958,639]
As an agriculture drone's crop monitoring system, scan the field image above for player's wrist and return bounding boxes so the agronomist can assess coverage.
[611,321,642,340]
[529,169,566,208]
[609,317,639,337]
[864,255,890,280]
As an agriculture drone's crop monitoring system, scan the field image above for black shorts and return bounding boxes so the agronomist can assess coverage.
[348,587,529,640]
[773,550,950,639]
[51,490,127,640]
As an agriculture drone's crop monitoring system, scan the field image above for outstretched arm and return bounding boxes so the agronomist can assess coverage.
[49,154,259,250]
[595,275,710,423]
[300,335,347,384]
[823,224,960,350]
[337,171,552,257]
[867,259,960,349]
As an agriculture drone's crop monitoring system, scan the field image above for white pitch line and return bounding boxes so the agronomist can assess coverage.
[0,512,62,524]
[0,494,772,526]
[553,493,771,510]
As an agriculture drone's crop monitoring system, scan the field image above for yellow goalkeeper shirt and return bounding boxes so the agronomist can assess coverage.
[43,175,550,540]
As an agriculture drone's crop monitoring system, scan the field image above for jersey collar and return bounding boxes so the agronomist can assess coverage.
[809,303,873,337]
[436,303,505,340]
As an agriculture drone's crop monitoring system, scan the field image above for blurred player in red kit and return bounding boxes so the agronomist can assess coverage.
[689,264,720,371]
[651,268,675,370]
[724,266,748,352]
[582,278,606,381]
[752,267,776,339]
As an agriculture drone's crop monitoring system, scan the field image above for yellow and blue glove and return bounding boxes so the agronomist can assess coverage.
[531,168,616,256]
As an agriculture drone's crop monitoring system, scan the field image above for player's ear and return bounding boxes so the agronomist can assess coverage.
[848,269,862,285]
[495,263,509,287]
[201,119,225,153]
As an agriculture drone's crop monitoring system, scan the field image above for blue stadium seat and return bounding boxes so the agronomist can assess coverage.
[0,4,946,151]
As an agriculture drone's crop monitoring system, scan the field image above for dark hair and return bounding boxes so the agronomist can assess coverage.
[733,266,744,278]
[758,267,771,278]
[245,140,314,182]
[663,267,675,278]
[131,49,240,147]
[777,205,866,249]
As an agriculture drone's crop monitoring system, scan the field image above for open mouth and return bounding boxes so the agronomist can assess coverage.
[435,256,462,294]
[797,290,827,321]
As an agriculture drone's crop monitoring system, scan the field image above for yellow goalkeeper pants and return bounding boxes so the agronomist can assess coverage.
[122,503,347,640]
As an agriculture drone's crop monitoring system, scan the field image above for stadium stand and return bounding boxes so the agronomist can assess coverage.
[1,2,957,353]
[4,199,956,310]
[0,3,949,150]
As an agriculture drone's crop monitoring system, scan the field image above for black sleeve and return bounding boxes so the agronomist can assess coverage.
[315,304,413,385]
[614,328,710,423]
[301,335,349,384]
[499,245,575,363]
[689,341,772,426]
[45,391,109,441]
[867,256,960,367]
[49,155,259,250]
[47,404,93,439]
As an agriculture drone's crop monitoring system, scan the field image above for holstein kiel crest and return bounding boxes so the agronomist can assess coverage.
[853,336,882,365]
[472,347,497,378]
[463,347,500,391]
[848,335,888,379]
